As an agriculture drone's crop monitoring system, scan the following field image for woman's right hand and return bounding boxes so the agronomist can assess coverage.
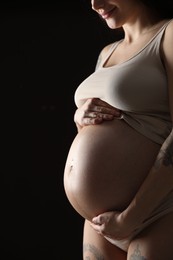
[74,98,122,131]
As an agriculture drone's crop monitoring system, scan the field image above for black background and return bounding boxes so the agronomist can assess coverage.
[2,1,122,259]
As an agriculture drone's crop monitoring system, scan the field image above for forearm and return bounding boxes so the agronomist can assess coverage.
[122,130,173,226]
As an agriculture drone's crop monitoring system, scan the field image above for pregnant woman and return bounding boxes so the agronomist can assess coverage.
[63,0,173,259]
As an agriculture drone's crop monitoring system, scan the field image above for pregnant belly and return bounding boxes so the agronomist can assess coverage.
[63,119,160,220]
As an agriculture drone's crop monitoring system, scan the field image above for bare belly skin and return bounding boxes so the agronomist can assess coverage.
[63,119,160,221]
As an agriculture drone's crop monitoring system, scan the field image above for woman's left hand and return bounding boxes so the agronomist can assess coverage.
[90,211,137,240]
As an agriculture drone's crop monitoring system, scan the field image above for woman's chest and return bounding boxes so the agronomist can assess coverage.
[75,57,167,112]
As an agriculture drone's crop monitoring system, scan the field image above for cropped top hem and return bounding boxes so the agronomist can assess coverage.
[122,113,172,145]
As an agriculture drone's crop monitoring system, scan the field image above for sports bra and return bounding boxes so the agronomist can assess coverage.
[74,19,173,145]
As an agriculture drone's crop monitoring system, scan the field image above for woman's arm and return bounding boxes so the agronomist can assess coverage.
[121,19,173,229]
[121,130,173,230]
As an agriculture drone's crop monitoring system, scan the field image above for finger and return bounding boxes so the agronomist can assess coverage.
[86,112,115,121]
[90,222,107,236]
[86,98,122,117]
[86,112,98,118]
[93,98,118,110]
[83,117,103,126]
[91,98,109,106]
[88,105,120,117]
[90,222,102,232]
[100,113,116,120]
[89,98,114,110]
[94,104,121,117]
[92,215,106,225]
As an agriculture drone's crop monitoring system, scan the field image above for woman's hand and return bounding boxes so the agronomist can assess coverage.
[74,98,122,131]
[90,210,138,240]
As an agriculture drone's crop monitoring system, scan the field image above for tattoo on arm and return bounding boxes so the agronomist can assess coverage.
[154,131,173,169]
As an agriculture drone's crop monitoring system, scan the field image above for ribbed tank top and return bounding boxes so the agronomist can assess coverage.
[75,19,173,144]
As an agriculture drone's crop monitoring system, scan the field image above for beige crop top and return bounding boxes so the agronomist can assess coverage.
[74,19,173,145]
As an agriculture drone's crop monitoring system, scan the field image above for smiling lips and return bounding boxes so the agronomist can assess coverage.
[99,7,116,19]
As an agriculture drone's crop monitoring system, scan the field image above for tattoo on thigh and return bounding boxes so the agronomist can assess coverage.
[83,243,104,260]
[130,244,147,260]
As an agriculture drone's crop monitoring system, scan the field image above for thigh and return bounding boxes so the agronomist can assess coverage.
[83,219,127,260]
[127,212,173,260]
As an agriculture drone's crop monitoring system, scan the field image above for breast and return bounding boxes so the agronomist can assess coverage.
[63,119,160,220]
[75,57,168,113]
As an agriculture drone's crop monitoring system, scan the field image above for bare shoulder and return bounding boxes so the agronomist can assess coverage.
[95,42,115,70]
[166,18,173,31]
[165,19,173,37]
[163,19,173,51]
[162,19,173,65]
